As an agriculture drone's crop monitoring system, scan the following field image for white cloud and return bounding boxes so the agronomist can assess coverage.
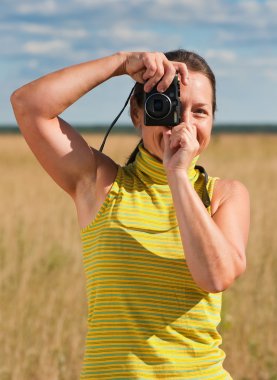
[249,58,277,82]
[16,0,58,15]
[23,39,71,55]
[0,21,88,43]
[27,59,40,69]
[266,0,277,13]
[217,26,277,45]
[238,0,261,14]
[264,69,277,82]
[96,21,181,50]
[138,0,240,25]
[1,0,277,124]
[205,49,237,63]
[74,0,118,6]
[249,57,277,67]
[20,23,88,39]
[142,0,277,31]
[98,23,153,44]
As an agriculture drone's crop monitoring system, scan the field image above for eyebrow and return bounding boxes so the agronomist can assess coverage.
[194,103,210,107]
[180,100,211,108]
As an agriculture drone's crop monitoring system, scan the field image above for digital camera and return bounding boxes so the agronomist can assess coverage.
[144,75,181,127]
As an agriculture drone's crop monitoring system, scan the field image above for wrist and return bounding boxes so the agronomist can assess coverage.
[165,168,190,183]
[113,51,129,76]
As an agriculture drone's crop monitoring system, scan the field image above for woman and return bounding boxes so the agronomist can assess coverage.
[11,50,250,379]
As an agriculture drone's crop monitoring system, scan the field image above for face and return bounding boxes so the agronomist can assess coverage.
[133,71,214,161]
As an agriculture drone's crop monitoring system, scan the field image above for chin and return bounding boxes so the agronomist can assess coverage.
[146,145,163,161]
[151,149,163,161]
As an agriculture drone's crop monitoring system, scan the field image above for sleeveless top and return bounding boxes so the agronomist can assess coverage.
[80,144,232,380]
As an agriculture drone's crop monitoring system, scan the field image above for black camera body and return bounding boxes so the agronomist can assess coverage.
[144,75,181,127]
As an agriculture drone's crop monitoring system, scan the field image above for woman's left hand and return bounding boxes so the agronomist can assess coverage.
[162,122,200,174]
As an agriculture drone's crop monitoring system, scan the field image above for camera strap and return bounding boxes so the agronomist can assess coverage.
[195,165,211,208]
[99,83,136,153]
[98,84,211,210]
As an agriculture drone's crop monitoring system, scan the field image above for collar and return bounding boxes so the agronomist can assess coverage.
[134,143,199,185]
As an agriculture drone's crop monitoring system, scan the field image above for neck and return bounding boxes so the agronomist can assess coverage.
[134,144,200,185]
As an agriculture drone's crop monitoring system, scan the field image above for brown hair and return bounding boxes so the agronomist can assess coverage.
[127,49,216,165]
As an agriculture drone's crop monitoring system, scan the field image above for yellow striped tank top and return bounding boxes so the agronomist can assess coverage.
[80,144,232,379]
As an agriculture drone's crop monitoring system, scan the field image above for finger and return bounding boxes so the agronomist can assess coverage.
[170,123,189,148]
[156,64,176,93]
[173,122,187,132]
[134,69,147,84]
[173,62,189,85]
[174,123,196,143]
[144,56,165,92]
[178,126,199,152]
[185,123,197,139]
[142,54,157,81]
[170,131,183,149]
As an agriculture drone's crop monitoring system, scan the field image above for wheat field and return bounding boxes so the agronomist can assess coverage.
[0,132,276,380]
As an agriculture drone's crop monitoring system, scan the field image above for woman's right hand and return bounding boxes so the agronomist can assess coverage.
[120,51,189,93]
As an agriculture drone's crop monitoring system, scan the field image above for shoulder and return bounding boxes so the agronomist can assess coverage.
[76,148,119,195]
[211,178,249,216]
[74,149,119,228]
[94,148,119,183]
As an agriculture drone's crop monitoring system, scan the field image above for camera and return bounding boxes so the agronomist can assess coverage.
[144,75,181,127]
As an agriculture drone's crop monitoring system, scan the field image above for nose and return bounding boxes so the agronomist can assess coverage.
[181,109,191,125]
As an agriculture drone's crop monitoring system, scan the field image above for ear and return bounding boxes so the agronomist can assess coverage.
[130,95,142,129]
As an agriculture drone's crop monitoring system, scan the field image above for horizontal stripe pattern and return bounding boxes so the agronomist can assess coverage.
[80,144,231,379]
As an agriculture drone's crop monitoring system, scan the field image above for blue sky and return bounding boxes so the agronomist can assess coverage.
[1,0,277,126]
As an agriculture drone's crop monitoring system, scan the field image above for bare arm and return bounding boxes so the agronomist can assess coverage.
[163,125,250,293]
[10,51,188,198]
[10,53,128,196]
[167,172,249,293]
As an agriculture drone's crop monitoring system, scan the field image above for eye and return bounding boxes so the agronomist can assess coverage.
[194,108,207,114]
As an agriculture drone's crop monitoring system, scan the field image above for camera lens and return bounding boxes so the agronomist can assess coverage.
[145,93,171,119]
[154,99,163,112]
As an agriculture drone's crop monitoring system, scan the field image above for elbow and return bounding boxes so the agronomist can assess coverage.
[199,257,247,294]
[11,85,39,129]
[194,274,231,294]
[11,86,23,106]
[207,278,236,294]
[10,88,19,109]
[200,278,235,294]
[11,83,37,115]
[10,87,27,118]
[199,280,230,294]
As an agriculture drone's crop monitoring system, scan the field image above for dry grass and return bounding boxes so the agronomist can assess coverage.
[0,133,276,380]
